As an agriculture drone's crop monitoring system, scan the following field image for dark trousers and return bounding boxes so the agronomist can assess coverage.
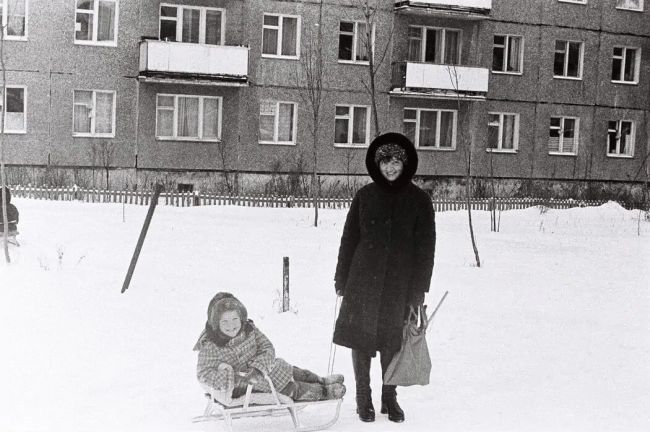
[351,348,398,405]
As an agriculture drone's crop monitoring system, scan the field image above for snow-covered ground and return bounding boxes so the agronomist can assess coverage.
[1,198,649,432]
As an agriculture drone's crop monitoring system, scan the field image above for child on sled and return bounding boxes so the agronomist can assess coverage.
[195,292,345,403]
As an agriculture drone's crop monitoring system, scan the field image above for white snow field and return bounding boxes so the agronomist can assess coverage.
[1,198,648,432]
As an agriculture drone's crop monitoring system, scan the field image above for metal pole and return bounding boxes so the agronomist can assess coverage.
[121,183,163,293]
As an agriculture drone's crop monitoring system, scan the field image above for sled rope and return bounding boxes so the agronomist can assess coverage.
[327,295,341,376]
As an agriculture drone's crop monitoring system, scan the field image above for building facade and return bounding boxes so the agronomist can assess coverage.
[2,0,649,195]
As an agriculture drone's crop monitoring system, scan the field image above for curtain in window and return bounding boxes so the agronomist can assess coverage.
[356,23,369,61]
[178,97,199,138]
[619,121,632,154]
[259,100,276,141]
[182,8,200,43]
[419,111,436,147]
[444,31,460,65]
[97,0,116,42]
[407,27,422,62]
[502,115,516,149]
[281,17,297,56]
[624,48,636,81]
[334,106,349,144]
[262,16,279,55]
[6,0,26,36]
[278,103,294,141]
[74,91,92,133]
[76,1,94,41]
[5,88,25,131]
[439,111,454,148]
[507,37,521,72]
[205,10,222,45]
[95,92,114,134]
[156,96,174,137]
[548,118,561,152]
[562,119,576,153]
[203,98,220,139]
[352,107,367,144]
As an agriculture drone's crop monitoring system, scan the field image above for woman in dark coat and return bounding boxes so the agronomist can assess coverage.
[333,132,436,423]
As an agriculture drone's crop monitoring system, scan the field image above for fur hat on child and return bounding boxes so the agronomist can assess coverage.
[207,292,248,333]
[374,143,408,166]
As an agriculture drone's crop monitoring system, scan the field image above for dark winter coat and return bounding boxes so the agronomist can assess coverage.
[333,133,436,354]
[0,187,19,232]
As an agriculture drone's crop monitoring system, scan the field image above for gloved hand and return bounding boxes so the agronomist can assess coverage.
[408,291,425,308]
[237,368,263,385]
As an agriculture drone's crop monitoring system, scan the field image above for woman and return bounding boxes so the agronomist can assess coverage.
[333,132,436,423]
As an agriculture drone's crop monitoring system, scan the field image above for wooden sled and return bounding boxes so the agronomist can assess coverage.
[193,374,343,432]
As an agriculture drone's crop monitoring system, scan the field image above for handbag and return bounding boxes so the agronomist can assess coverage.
[383,292,448,386]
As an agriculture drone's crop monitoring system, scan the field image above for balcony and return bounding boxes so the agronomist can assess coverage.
[138,39,249,86]
[390,62,489,100]
[394,0,491,19]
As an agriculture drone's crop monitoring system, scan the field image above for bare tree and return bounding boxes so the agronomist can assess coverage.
[89,140,115,189]
[218,138,239,195]
[446,65,481,267]
[348,0,393,136]
[1,20,11,262]
[295,0,326,226]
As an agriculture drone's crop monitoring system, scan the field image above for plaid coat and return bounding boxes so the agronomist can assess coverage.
[195,321,293,398]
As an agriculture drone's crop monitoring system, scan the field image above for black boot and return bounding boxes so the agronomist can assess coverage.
[381,398,405,423]
[352,350,375,422]
[379,348,404,422]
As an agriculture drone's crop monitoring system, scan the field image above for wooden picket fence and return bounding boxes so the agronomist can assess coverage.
[9,185,611,212]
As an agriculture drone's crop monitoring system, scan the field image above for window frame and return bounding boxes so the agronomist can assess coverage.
[334,104,371,148]
[403,107,457,151]
[548,116,580,156]
[338,20,375,65]
[557,0,587,4]
[258,100,298,145]
[1,85,27,134]
[611,46,641,84]
[1,0,28,40]
[606,119,635,158]
[72,89,117,138]
[492,34,524,75]
[154,93,223,142]
[407,25,463,65]
[615,0,644,11]
[158,3,226,45]
[261,13,301,60]
[553,39,584,80]
[487,112,519,153]
[74,0,119,47]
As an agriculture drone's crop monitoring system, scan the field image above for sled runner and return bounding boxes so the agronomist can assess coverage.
[193,373,343,432]
[2,229,19,246]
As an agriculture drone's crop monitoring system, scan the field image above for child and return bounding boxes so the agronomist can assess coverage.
[195,292,345,403]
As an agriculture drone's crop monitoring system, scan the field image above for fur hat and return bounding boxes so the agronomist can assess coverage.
[374,143,408,166]
[207,292,248,333]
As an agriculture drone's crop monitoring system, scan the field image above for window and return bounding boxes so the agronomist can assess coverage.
[407,26,460,65]
[607,120,635,157]
[338,21,372,63]
[262,14,300,59]
[334,105,369,146]
[259,101,297,144]
[403,108,457,150]
[611,46,640,83]
[492,35,523,73]
[558,0,587,4]
[159,4,224,45]
[549,116,579,155]
[487,113,519,152]
[75,0,118,45]
[553,40,583,79]
[1,86,26,133]
[155,94,222,141]
[73,90,115,137]
[1,0,27,39]
[616,0,643,10]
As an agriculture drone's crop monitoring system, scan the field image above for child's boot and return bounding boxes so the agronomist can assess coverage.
[320,374,345,385]
[292,381,325,401]
[324,383,346,399]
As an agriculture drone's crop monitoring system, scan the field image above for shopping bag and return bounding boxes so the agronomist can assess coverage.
[383,306,431,386]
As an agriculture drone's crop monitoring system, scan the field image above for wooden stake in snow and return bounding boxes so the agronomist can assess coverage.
[121,184,163,293]
[283,257,290,312]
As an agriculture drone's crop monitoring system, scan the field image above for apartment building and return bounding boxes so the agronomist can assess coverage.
[2,0,649,194]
